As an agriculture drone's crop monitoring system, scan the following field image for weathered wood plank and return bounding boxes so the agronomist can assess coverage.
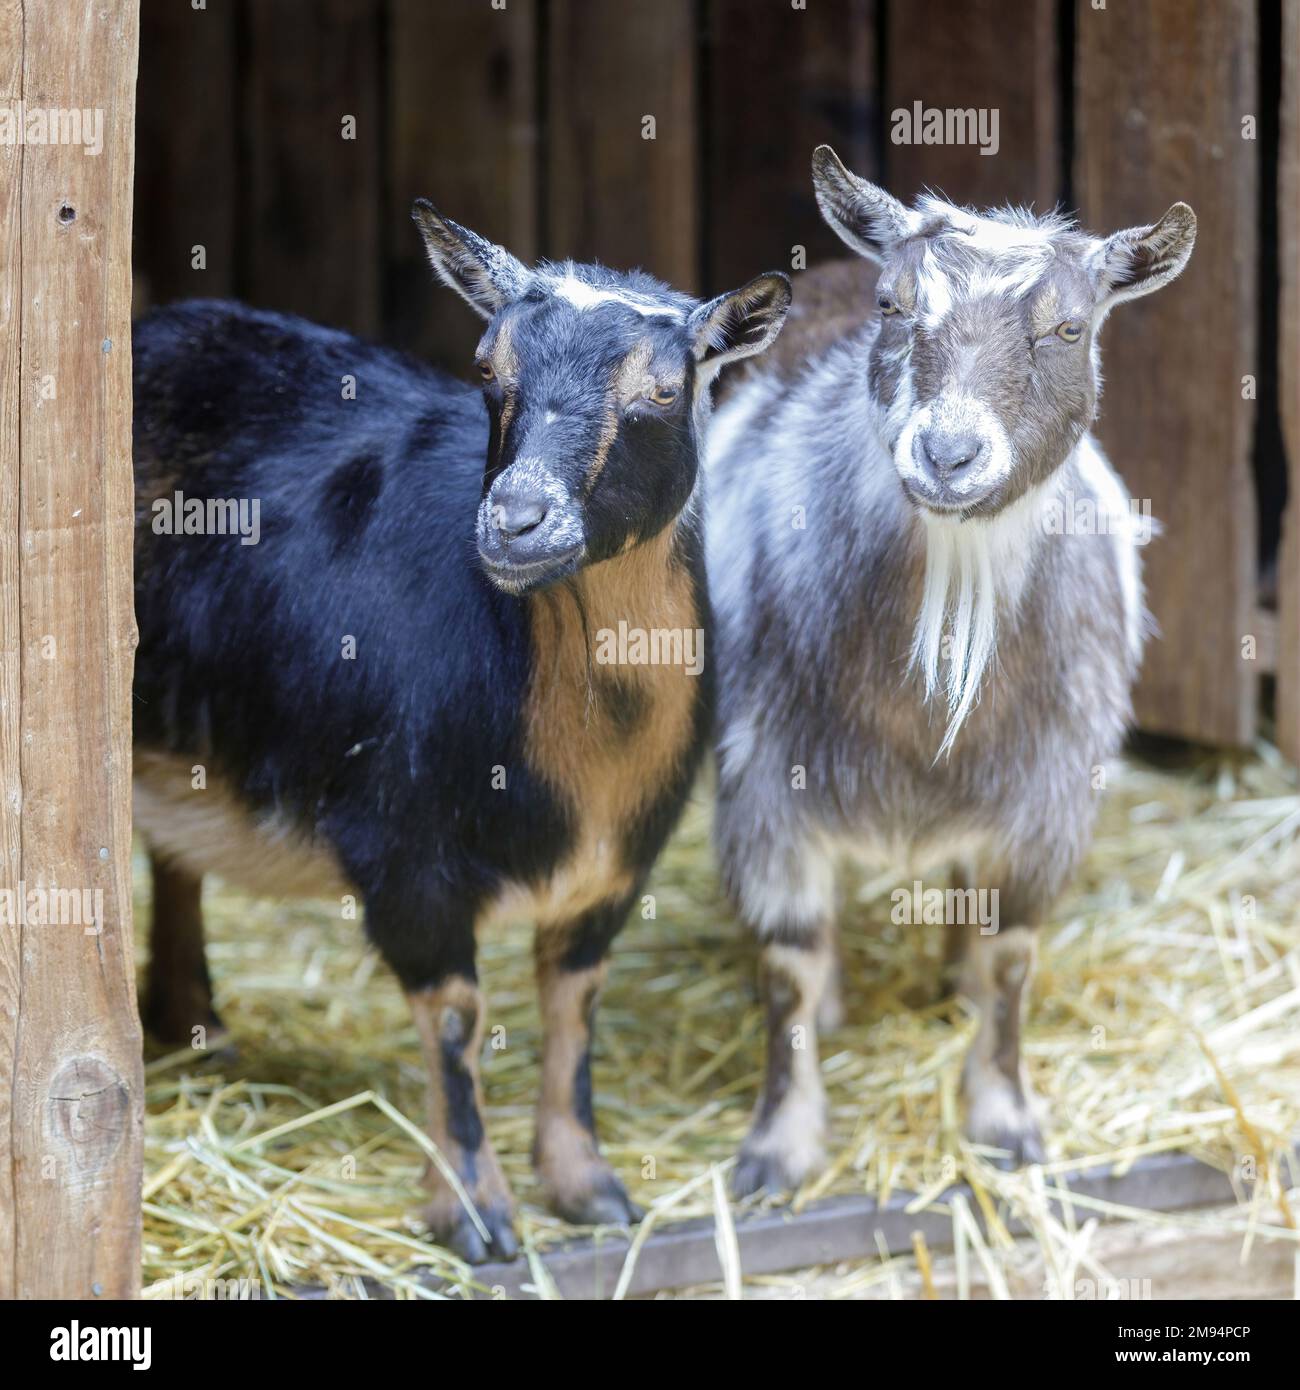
[884,0,1059,209]
[547,0,698,291]
[0,0,142,1299]
[1277,0,1300,765]
[244,0,382,336]
[706,0,876,293]
[701,1198,1299,1300]
[132,0,237,310]
[387,0,539,373]
[1075,0,1258,746]
[0,0,25,1292]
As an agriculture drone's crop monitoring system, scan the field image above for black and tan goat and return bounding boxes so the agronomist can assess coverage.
[132,205,790,1259]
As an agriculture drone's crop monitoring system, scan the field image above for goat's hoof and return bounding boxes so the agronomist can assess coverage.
[732,1110,826,1199]
[143,1001,230,1053]
[550,1170,644,1228]
[731,1151,792,1199]
[731,1144,821,1200]
[984,1124,1047,1170]
[430,1201,519,1265]
[966,1086,1046,1169]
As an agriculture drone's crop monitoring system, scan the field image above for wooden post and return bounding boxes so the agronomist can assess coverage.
[1277,0,1300,766]
[0,0,142,1299]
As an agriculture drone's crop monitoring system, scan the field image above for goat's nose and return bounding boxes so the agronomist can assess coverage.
[491,488,549,539]
[917,428,984,477]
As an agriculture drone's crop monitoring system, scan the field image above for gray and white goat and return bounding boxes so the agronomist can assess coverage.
[707,146,1196,1195]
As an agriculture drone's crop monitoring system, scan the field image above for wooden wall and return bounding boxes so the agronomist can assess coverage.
[132,0,1293,754]
[1076,1,1259,747]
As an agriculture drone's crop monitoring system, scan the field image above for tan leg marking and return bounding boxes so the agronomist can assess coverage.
[408,978,517,1262]
[533,950,640,1226]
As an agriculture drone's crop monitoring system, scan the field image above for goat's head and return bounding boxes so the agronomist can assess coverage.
[413,201,790,595]
[810,146,1196,520]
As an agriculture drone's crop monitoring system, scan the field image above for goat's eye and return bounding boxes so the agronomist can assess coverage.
[476,359,495,382]
[878,295,900,316]
[648,384,678,407]
[1055,321,1084,343]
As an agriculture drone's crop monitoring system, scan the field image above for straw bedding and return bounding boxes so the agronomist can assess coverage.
[139,741,1300,1299]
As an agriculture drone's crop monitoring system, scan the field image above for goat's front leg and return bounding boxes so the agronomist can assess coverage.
[719,823,836,1199]
[732,924,834,1198]
[952,886,1046,1166]
[533,900,643,1227]
[370,899,517,1264]
[406,973,517,1261]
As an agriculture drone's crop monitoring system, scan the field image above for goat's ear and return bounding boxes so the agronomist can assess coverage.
[1091,202,1197,309]
[811,145,913,264]
[689,273,792,376]
[412,199,532,319]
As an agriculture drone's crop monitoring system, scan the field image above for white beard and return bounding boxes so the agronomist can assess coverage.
[908,488,1048,759]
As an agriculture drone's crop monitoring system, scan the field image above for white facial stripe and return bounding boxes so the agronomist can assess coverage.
[549,272,684,320]
[966,258,1052,300]
[883,357,916,451]
[910,198,1062,317]
[927,243,1054,317]
[917,249,954,328]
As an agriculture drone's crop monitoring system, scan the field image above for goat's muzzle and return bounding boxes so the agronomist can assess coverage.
[476,461,585,594]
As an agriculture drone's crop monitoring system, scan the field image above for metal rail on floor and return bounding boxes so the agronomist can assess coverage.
[451,1148,1275,1299]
